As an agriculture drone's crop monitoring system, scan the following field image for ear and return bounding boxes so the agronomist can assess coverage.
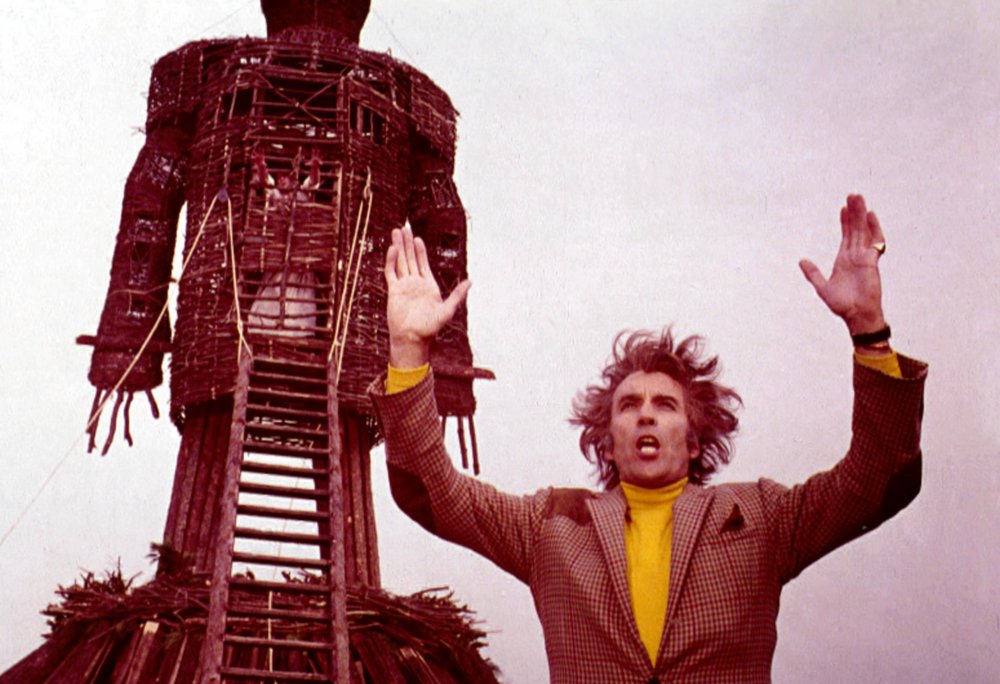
[602,434,616,463]
[686,432,700,462]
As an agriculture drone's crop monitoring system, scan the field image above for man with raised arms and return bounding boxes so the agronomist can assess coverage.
[369,194,927,683]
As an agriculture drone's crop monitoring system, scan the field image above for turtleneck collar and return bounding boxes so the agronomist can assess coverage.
[619,477,688,510]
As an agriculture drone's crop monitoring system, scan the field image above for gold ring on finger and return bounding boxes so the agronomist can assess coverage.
[871,242,886,256]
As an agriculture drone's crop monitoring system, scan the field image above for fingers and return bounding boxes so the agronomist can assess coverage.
[841,194,874,251]
[414,233,431,277]
[389,228,408,278]
[387,227,436,282]
[402,225,419,275]
[841,194,862,250]
[798,258,828,294]
[442,279,472,318]
[390,226,421,277]
[868,210,885,253]
[384,236,399,284]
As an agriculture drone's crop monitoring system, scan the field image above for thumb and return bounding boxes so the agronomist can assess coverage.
[798,259,827,294]
[441,280,472,318]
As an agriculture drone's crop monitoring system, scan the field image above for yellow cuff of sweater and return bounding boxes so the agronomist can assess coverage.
[386,363,430,394]
[854,350,901,378]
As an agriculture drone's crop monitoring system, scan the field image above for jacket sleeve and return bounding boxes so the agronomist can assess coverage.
[370,372,549,584]
[765,354,928,583]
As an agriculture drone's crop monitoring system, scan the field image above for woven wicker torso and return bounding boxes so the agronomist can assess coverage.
[143,35,473,420]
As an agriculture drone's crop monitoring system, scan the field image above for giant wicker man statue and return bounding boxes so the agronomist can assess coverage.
[80,1,492,680]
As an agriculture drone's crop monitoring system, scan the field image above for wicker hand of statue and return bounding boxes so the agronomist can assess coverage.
[85,347,163,456]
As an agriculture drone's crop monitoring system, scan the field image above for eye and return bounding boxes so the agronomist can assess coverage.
[654,397,678,410]
[618,397,638,411]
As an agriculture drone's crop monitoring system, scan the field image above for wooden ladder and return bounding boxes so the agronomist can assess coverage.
[198,350,351,682]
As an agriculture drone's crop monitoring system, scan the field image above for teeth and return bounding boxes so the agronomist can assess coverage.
[639,445,658,455]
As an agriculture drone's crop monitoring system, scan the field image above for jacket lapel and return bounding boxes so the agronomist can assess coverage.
[587,488,645,653]
[664,484,713,628]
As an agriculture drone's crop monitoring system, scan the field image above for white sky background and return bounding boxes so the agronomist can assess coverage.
[1,1,999,681]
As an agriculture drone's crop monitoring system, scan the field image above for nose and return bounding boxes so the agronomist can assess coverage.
[637,401,656,426]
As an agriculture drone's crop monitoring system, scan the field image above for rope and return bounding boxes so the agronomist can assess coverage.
[328,169,373,370]
[329,173,367,363]
[194,0,256,37]
[0,190,224,551]
[370,9,417,63]
[336,173,374,378]
[224,191,253,362]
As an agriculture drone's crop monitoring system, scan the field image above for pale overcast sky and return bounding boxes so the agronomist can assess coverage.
[1,2,999,682]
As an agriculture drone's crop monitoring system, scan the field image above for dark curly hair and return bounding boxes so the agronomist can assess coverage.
[569,329,742,489]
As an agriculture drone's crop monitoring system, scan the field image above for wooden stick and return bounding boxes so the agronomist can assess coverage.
[468,414,481,476]
[335,171,373,377]
[457,416,468,471]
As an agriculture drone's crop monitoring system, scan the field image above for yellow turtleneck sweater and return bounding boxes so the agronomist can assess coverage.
[619,478,688,663]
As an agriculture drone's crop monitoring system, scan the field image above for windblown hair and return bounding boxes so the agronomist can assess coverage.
[261,0,371,39]
[570,329,742,488]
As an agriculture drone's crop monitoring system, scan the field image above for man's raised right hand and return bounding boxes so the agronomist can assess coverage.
[384,226,471,369]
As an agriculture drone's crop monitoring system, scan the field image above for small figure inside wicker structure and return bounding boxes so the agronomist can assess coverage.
[82,0,491,450]
[68,3,497,682]
[246,146,324,336]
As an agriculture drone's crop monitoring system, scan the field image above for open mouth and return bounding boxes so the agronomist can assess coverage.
[636,435,660,456]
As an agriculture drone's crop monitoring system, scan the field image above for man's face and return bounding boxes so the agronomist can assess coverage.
[608,371,698,488]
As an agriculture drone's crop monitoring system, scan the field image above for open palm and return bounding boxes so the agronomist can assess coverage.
[799,194,887,334]
[384,226,470,368]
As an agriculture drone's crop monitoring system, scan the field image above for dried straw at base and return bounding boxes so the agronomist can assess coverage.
[1,560,500,684]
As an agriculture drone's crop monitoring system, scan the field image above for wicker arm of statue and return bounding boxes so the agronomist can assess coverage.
[82,120,191,454]
[405,146,475,370]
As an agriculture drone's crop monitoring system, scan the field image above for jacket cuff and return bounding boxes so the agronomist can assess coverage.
[852,353,927,465]
[369,371,446,469]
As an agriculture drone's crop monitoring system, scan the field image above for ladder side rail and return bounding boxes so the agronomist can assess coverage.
[197,352,253,683]
[326,362,351,682]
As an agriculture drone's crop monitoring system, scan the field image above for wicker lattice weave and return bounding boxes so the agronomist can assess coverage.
[88,29,490,432]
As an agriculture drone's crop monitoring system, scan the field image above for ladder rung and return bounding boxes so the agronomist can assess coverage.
[232,551,330,570]
[224,635,333,651]
[241,461,328,479]
[243,439,328,458]
[220,666,330,682]
[252,356,327,372]
[245,323,334,336]
[227,604,330,622]
[235,526,330,546]
[247,336,331,351]
[237,504,326,523]
[248,387,327,404]
[240,481,329,500]
[244,421,328,440]
[230,577,330,594]
[250,370,328,387]
[247,403,327,420]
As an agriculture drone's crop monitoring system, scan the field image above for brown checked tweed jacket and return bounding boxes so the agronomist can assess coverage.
[370,356,927,683]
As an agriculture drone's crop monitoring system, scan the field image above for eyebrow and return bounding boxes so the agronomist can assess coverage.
[616,392,679,408]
